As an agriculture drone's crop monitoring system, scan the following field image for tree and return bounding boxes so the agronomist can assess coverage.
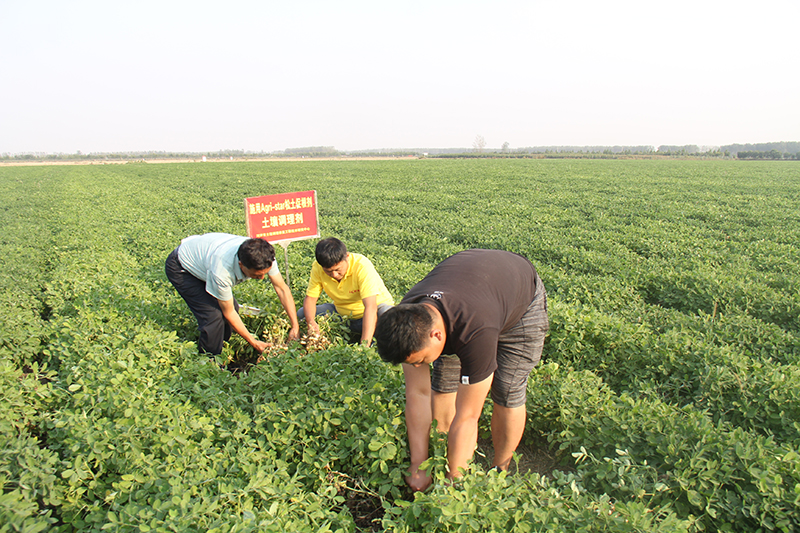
[501,141,510,153]
[473,135,486,153]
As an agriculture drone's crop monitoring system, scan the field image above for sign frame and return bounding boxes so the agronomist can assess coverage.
[244,190,320,246]
[244,190,320,286]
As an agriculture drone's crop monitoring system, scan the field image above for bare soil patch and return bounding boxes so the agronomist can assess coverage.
[476,436,568,478]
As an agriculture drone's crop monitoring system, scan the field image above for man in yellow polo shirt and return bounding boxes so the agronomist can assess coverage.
[300,238,394,346]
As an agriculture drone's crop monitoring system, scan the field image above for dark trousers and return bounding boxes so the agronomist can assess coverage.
[165,247,238,355]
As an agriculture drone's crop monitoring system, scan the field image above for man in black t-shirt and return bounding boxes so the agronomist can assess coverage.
[375,249,549,491]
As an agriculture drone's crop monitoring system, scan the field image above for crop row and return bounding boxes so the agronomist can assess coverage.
[1,159,799,531]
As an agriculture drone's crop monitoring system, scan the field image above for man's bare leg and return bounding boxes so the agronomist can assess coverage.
[491,404,526,470]
[431,390,457,433]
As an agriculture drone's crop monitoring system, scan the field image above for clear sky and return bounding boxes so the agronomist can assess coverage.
[2,0,798,154]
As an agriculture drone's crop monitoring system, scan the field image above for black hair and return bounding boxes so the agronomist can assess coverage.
[374,304,435,365]
[315,237,348,268]
[238,238,276,270]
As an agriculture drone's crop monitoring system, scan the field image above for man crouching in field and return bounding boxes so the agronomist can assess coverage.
[299,237,394,347]
[374,249,549,491]
[165,233,300,356]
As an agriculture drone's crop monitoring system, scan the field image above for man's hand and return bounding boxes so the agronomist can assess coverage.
[219,298,267,352]
[306,320,320,336]
[406,465,432,492]
[269,272,301,338]
[251,339,272,353]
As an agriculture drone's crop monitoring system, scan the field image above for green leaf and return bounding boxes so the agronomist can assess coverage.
[687,490,704,507]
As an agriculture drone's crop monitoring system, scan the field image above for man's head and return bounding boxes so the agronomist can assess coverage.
[375,303,443,365]
[315,237,349,281]
[238,238,275,279]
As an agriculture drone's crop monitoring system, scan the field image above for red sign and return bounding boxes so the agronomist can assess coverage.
[244,190,320,243]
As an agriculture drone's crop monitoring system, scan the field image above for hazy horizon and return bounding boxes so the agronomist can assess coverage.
[5,142,792,157]
[2,0,798,155]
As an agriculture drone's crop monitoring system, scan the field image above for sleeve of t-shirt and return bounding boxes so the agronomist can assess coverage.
[356,259,383,299]
[305,262,324,298]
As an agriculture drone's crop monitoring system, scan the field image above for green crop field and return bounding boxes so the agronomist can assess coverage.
[1,159,799,532]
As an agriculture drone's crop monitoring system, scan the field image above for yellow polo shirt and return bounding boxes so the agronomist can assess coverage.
[305,253,394,319]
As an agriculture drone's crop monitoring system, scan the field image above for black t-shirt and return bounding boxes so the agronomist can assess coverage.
[400,249,540,384]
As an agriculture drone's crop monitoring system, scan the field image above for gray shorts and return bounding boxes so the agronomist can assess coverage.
[431,282,549,408]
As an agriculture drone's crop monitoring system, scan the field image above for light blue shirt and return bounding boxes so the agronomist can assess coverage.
[177,233,279,301]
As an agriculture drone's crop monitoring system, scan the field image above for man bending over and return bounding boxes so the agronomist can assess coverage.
[375,249,548,491]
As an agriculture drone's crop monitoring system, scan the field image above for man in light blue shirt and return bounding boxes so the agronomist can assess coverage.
[165,233,299,355]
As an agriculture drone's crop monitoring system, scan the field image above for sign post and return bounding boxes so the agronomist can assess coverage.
[244,190,320,286]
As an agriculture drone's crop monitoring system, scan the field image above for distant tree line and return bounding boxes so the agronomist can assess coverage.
[520,145,656,154]
[736,150,800,160]
[723,141,800,156]
[0,150,280,161]
[3,141,799,162]
[283,146,336,156]
[658,145,700,155]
